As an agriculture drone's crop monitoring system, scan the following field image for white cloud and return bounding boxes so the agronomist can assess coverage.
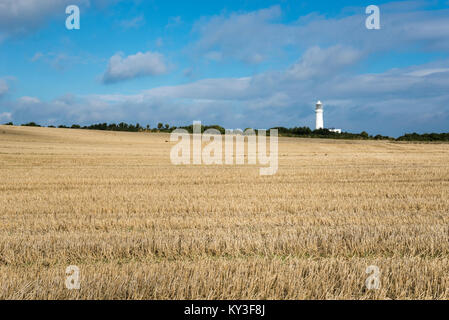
[0,79,9,97]
[192,6,285,64]
[191,4,449,63]
[183,67,193,77]
[287,46,362,80]
[102,51,168,84]
[166,16,183,28]
[143,77,251,100]
[30,51,99,71]
[406,68,449,77]
[0,0,124,40]
[0,0,86,39]
[18,96,41,104]
[0,112,12,122]
[204,51,223,62]
[31,52,44,62]
[155,37,164,47]
[120,15,145,29]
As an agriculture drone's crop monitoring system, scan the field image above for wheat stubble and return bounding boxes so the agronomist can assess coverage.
[0,126,448,299]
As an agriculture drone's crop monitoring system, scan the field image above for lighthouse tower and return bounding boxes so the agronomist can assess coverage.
[315,100,324,130]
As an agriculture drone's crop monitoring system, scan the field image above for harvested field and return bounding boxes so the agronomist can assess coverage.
[0,125,448,299]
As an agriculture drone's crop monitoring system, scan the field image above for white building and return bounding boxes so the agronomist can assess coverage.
[315,100,342,133]
[315,100,324,130]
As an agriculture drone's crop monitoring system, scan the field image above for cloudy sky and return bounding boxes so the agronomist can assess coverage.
[0,0,448,136]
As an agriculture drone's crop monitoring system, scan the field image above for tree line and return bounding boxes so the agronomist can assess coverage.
[3,121,448,141]
[7,121,175,132]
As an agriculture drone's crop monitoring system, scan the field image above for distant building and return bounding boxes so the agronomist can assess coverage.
[315,101,324,130]
[315,100,342,133]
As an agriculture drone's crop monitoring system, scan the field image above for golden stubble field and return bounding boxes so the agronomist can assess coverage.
[0,125,448,299]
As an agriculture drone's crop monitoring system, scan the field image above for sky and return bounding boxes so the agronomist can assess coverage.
[0,0,448,137]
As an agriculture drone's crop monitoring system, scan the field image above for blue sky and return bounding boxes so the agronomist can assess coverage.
[0,0,449,136]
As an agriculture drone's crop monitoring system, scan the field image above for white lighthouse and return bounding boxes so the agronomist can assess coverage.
[315,100,324,130]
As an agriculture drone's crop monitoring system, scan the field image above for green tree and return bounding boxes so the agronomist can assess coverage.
[360,131,369,139]
[22,122,40,127]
